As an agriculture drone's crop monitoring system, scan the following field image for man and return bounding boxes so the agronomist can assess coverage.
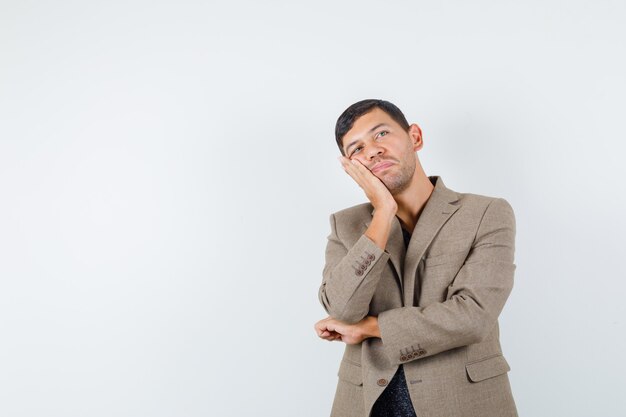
[314,99,518,417]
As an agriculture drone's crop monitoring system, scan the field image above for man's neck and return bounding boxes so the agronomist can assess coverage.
[393,174,435,233]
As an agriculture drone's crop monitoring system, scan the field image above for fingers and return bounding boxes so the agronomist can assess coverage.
[317,321,336,334]
[338,156,371,187]
[314,317,331,335]
[338,156,388,203]
[314,317,343,342]
[319,330,342,341]
[338,156,361,179]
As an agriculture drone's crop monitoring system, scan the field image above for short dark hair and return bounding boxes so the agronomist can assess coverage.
[335,99,410,156]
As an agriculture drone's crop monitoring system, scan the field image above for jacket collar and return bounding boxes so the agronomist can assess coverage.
[364,175,461,306]
[369,175,459,217]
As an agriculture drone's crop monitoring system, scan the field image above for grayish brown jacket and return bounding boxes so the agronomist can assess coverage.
[319,175,518,417]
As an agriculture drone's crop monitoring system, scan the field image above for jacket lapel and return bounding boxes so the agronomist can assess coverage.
[363,176,461,307]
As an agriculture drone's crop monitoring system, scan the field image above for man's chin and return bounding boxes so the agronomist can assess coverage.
[385,179,411,195]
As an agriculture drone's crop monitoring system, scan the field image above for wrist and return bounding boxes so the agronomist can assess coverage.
[364,316,381,339]
[374,205,397,218]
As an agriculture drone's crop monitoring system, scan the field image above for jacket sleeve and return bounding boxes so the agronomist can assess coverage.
[377,197,517,365]
[318,212,391,324]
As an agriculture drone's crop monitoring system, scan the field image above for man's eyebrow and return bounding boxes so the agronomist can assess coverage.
[345,123,390,154]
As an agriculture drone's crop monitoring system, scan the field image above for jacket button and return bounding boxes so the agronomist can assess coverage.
[400,355,407,361]
[367,254,375,261]
[377,378,388,386]
[359,264,367,270]
[356,269,363,276]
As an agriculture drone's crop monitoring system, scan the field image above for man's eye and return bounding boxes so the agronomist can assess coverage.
[377,130,388,138]
[352,146,362,155]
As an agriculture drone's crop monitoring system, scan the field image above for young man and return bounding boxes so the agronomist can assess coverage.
[314,99,518,417]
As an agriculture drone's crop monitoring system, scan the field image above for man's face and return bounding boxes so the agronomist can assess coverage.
[341,107,422,195]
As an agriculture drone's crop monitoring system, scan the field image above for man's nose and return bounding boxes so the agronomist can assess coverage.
[365,144,384,159]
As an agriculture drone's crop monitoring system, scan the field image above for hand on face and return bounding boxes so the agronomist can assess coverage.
[338,156,397,214]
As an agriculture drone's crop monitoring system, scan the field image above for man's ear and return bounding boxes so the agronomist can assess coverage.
[408,124,423,151]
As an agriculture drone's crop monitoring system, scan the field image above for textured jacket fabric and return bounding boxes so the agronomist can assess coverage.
[318,175,518,417]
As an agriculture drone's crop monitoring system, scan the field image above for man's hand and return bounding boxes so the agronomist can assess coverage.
[338,156,397,214]
[314,316,381,345]
[338,156,398,251]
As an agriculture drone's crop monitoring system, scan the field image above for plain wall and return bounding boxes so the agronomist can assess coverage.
[1,0,625,416]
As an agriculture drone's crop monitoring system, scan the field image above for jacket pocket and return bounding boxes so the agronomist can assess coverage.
[423,249,467,267]
[465,354,511,382]
[337,359,363,386]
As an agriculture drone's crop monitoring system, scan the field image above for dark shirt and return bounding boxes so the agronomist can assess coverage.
[370,226,418,417]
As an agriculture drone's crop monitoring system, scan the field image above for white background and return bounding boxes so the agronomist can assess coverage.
[1,1,625,416]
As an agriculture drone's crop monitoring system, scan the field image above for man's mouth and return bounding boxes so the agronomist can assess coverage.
[372,162,394,173]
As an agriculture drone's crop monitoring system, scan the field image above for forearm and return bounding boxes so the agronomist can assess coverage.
[318,212,394,324]
[318,234,388,323]
[377,260,515,365]
[364,208,396,251]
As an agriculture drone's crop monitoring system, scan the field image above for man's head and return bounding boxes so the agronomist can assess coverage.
[334,99,424,195]
[335,99,410,155]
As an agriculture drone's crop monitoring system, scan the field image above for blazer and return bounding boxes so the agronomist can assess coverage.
[318,175,518,417]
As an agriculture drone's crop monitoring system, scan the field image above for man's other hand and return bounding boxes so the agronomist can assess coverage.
[314,315,380,345]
